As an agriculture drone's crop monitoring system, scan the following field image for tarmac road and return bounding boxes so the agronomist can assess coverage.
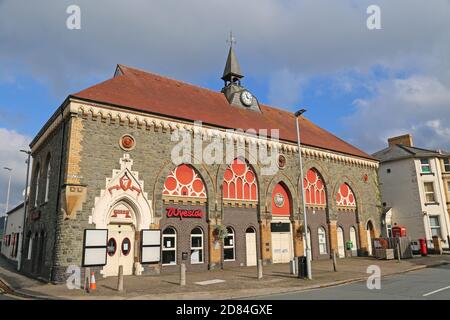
[250,264,450,300]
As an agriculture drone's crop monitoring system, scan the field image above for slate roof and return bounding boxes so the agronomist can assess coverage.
[71,64,376,161]
[373,144,450,163]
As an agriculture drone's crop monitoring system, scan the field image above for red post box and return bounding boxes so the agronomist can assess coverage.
[419,238,427,256]
[392,225,407,237]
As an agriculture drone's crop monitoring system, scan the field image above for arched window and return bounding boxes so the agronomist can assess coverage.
[162,227,177,265]
[350,226,358,249]
[272,182,292,216]
[44,155,51,202]
[163,164,206,199]
[190,227,204,264]
[318,227,327,254]
[34,164,40,207]
[223,158,258,202]
[336,183,356,207]
[303,168,327,206]
[223,227,235,261]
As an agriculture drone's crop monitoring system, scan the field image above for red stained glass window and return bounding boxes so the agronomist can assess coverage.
[223,158,258,202]
[336,183,356,207]
[303,168,327,206]
[163,164,206,198]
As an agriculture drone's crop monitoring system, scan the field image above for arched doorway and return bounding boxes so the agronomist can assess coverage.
[303,168,328,260]
[245,227,257,266]
[271,182,293,264]
[103,202,137,277]
[350,226,358,256]
[337,227,345,258]
[366,221,375,256]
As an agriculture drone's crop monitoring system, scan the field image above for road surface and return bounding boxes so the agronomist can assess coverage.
[250,264,450,300]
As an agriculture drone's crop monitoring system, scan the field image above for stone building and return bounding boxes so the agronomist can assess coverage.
[22,47,381,283]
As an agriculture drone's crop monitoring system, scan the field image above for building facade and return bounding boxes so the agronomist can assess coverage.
[374,134,450,250]
[22,48,382,283]
[1,202,25,264]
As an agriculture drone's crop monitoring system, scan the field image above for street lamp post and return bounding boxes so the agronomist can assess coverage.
[294,109,312,280]
[3,167,12,215]
[17,150,31,271]
[2,167,12,253]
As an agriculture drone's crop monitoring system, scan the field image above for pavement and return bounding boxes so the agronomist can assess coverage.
[0,254,449,300]
[251,264,450,300]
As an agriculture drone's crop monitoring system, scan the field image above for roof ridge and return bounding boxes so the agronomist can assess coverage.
[401,144,442,154]
[118,64,223,96]
[396,144,417,155]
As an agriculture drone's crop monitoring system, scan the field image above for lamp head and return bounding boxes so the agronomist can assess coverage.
[294,109,307,117]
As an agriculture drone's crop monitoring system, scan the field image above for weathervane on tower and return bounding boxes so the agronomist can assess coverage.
[226,31,236,48]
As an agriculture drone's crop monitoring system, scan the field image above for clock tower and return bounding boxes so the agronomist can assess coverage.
[221,33,260,111]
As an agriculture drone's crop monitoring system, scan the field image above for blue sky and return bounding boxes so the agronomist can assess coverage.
[2,0,450,212]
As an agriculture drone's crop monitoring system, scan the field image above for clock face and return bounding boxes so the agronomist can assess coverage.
[240,90,253,106]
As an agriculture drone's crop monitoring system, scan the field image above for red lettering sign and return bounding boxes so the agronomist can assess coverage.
[166,207,204,220]
[111,210,131,218]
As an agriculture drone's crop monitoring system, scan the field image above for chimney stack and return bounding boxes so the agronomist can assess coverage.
[388,134,413,147]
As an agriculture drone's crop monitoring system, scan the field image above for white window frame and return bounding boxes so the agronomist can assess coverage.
[190,228,204,264]
[44,159,51,202]
[318,227,327,254]
[223,227,235,261]
[444,158,450,173]
[447,181,450,198]
[420,159,431,173]
[423,182,436,203]
[429,216,442,238]
[162,228,177,266]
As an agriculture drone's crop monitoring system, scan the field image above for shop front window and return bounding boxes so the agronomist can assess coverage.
[223,227,235,261]
[190,227,204,264]
[162,227,177,265]
[318,227,327,254]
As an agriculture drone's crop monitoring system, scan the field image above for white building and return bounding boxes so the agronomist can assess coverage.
[373,134,450,250]
[1,202,25,263]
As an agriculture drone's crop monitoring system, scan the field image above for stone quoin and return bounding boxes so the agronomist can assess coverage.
[21,45,382,283]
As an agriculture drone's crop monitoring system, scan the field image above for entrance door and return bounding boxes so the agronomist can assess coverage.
[104,224,135,277]
[350,227,358,256]
[337,227,345,258]
[366,221,374,256]
[245,228,257,267]
[271,222,292,263]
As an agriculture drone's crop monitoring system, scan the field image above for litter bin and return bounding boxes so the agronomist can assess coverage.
[297,256,307,279]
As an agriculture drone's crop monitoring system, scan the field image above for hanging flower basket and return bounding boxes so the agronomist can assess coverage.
[213,225,229,241]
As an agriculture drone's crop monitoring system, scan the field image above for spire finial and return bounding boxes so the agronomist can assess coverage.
[226,31,236,48]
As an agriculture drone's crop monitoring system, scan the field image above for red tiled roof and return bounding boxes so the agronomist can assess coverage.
[71,64,375,160]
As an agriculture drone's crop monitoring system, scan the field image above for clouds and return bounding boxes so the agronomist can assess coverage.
[343,76,450,153]
[1,1,450,152]
[1,0,450,93]
[0,128,31,215]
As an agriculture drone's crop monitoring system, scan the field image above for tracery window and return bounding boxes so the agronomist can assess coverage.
[223,158,258,202]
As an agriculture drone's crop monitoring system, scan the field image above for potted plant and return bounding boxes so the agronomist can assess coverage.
[213,225,228,269]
